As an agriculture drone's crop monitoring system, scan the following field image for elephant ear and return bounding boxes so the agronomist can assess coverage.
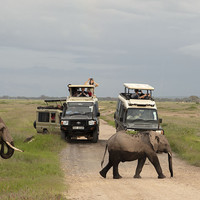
[0,122,13,143]
[149,131,160,152]
[0,122,4,131]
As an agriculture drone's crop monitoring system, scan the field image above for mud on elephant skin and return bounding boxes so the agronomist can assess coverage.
[0,117,23,159]
[99,130,173,179]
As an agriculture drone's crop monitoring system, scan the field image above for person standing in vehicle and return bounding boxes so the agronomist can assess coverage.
[85,78,99,96]
[85,78,99,87]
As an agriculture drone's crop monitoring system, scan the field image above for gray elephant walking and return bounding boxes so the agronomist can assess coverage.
[99,130,173,179]
[0,117,23,159]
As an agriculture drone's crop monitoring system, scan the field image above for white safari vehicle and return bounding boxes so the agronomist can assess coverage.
[60,84,100,142]
[114,83,163,134]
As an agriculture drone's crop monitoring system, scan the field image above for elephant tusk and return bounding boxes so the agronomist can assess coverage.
[6,141,24,152]
[168,152,172,157]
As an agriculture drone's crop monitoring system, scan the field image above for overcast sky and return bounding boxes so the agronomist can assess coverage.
[0,0,200,97]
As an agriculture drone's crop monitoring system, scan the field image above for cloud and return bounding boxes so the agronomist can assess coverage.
[1,0,200,97]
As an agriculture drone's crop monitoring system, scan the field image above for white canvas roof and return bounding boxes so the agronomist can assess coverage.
[124,83,154,90]
[68,84,95,88]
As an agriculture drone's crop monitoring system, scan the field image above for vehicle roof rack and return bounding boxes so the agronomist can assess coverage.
[44,98,66,103]
[124,83,154,90]
[68,84,95,88]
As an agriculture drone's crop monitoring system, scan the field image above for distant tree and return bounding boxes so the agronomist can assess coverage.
[40,95,49,100]
[188,96,200,103]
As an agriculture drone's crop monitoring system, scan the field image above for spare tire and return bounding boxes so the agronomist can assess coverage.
[33,121,36,129]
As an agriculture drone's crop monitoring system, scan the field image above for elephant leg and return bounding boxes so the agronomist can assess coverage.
[113,161,122,179]
[147,154,166,179]
[134,157,146,178]
[99,159,113,178]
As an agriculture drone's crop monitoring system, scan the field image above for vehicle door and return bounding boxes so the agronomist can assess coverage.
[114,99,121,127]
[115,100,126,130]
[49,111,61,133]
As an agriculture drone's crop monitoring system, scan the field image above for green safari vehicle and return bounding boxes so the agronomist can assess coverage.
[33,99,66,134]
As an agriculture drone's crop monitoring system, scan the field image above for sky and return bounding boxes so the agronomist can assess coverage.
[0,0,200,98]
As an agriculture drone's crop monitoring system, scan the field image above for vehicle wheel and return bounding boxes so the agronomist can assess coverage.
[61,131,66,140]
[116,124,123,131]
[33,121,36,129]
[92,129,99,143]
[66,136,71,143]
[43,129,49,134]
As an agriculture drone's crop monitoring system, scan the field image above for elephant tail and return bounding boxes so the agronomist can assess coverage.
[101,143,108,168]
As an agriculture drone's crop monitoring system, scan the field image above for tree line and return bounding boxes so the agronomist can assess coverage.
[0,95,199,103]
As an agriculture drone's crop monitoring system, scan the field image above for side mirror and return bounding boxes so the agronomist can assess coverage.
[97,112,100,117]
[159,118,162,123]
[114,112,116,119]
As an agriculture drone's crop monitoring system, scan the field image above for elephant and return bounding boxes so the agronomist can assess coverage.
[0,117,23,159]
[99,130,173,179]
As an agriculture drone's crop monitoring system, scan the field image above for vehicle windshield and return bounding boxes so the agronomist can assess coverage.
[126,108,158,122]
[65,102,93,116]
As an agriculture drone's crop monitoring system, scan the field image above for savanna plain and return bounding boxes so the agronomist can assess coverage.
[0,99,200,199]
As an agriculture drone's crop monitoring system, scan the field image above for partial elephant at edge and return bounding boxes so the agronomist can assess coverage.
[0,117,23,159]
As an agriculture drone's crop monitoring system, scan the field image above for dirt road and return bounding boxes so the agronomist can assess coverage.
[61,120,200,200]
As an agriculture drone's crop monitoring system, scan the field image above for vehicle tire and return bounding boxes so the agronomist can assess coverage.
[61,130,66,140]
[92,129,99,143]
[43,129,49,134]
[66,136,71,143]
[33,121,36,129]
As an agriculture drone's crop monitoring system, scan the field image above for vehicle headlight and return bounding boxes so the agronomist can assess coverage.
[61,120,69,125]
[156,130,164,135]
[88,120,96,125]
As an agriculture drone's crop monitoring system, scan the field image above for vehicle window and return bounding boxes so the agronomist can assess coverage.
[126,109,158,122]
[38,112,49,122]
[116,100,121,113]
[68,102,93,107]
[119,104,125,120]
[51,113,56,123]
[65,102,93,116]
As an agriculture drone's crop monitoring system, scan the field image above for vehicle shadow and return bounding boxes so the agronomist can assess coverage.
[67,139,107,145]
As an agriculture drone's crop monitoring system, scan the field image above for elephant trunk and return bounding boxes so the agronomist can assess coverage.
[0,141,15,159]
[168,151,173,177]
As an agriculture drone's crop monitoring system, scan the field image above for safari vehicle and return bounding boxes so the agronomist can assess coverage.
[33,99,66,134]
[60,84,100,143]
[114,83,163,134]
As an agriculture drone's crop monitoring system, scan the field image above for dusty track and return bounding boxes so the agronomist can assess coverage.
[60,120,200,200]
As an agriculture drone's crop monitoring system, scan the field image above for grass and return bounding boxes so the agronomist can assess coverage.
[99,101,116,126]
[100,100,200,167]
[157,102,200,166]
[1,99,200,199]
[0,99,67,200]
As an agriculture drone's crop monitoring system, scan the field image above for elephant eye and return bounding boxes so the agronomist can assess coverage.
[155,136,160,143]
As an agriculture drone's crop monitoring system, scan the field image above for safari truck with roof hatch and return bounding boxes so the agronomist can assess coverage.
[114,83,163,134]
[60,84,100,143]
[33,99,66,134]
